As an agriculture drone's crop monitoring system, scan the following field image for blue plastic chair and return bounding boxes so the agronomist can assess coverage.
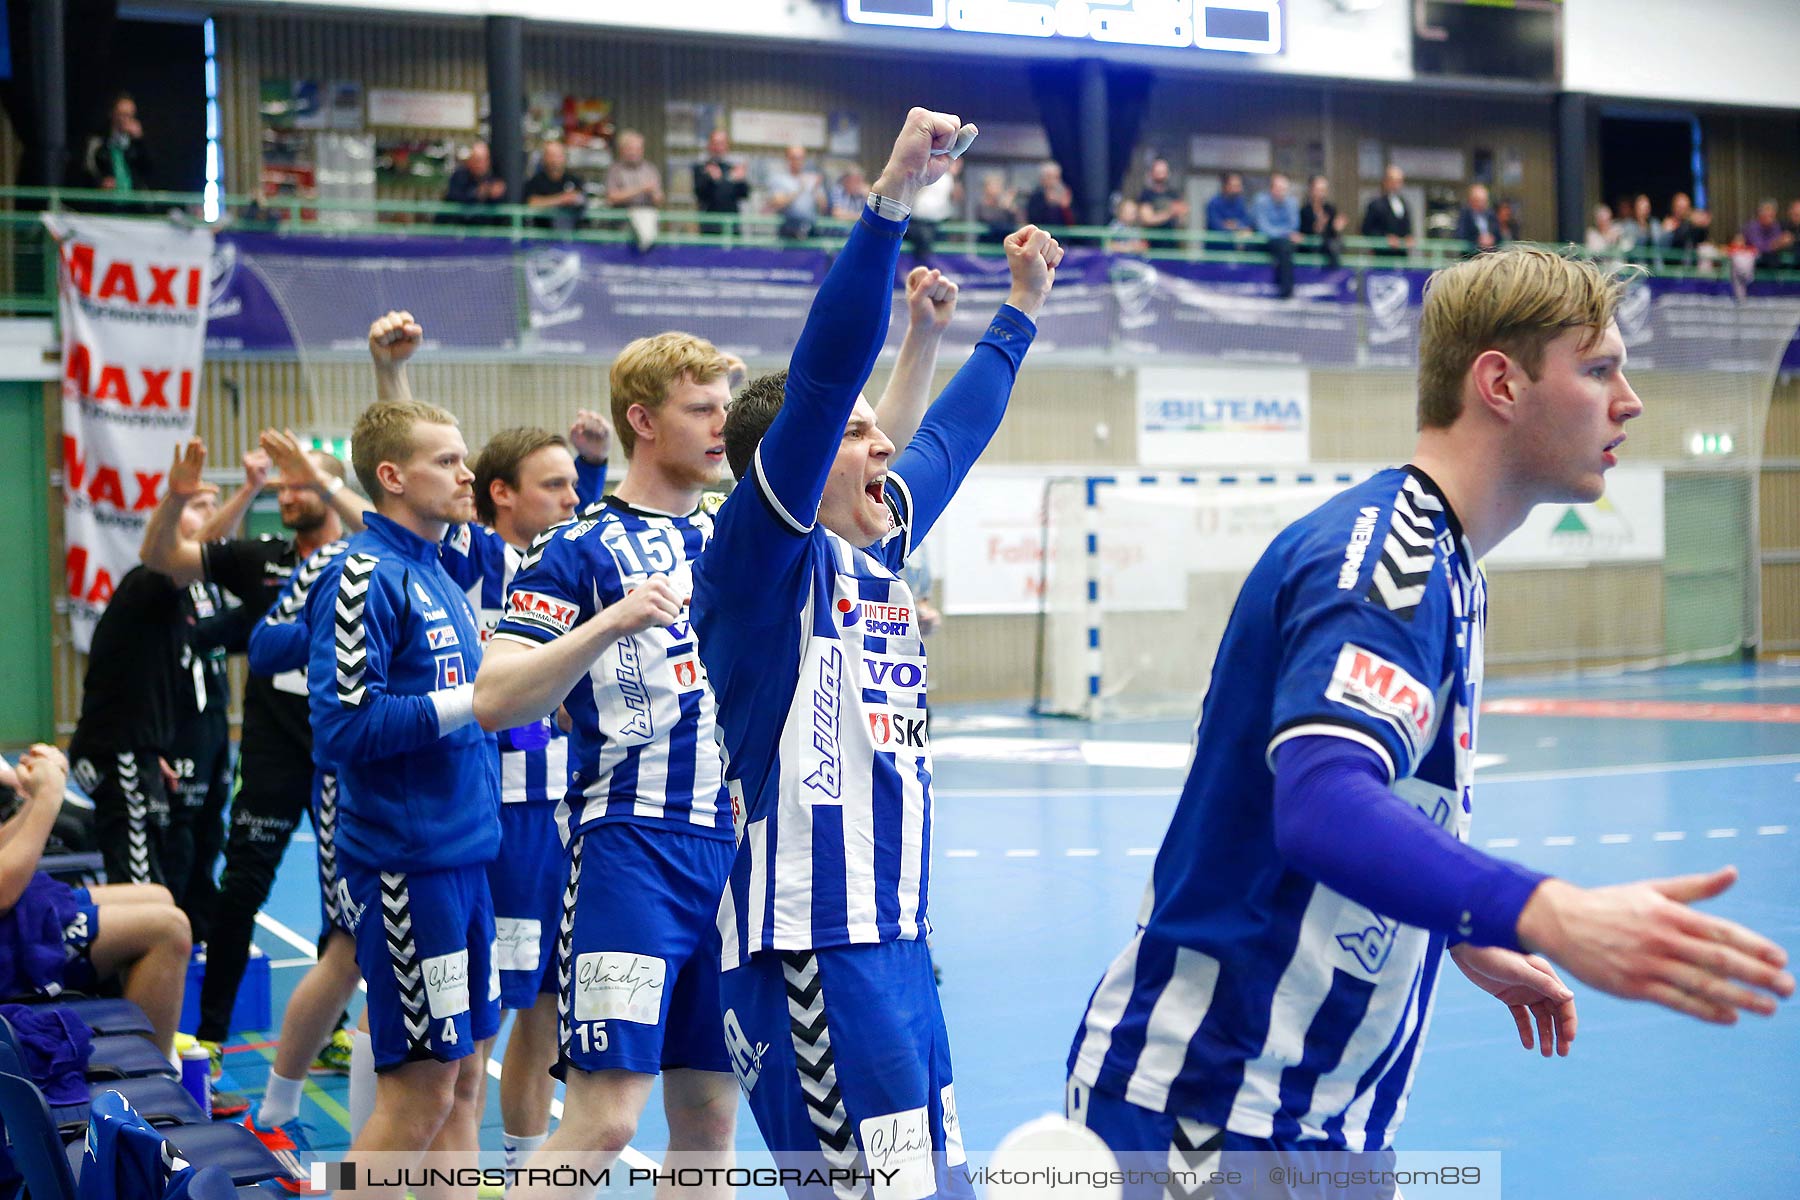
[56,998,156,1040]
[0,1070,79,1199]
[0,1012,174,1085]
[0,1034,204,1135]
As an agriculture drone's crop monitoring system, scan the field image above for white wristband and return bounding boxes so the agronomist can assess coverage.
[430,683,476,734]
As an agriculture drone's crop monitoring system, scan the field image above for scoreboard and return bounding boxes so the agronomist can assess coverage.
[843,0,1284,56]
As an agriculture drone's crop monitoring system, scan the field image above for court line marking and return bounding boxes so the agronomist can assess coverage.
[1543,836,1576,846]
[936,751,1800,799]
[1486,838,1520,849]
[1707,828,1739,839]
[1004,849,1039,858]
[1758,825,1789,836]
[252,912,659,1170]
[1599,834,1632,844]
[1653,831,1686,842]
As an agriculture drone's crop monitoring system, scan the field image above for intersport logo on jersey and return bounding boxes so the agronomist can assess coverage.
[46,213,214,652]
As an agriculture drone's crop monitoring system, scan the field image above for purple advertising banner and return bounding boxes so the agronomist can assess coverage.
[203,232,1800,372]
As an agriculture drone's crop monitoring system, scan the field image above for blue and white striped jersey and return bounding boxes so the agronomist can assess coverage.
[440,522,570,806]
[692,210,1038,972]
[1068,467,1486,1152]
[697,482,935,972]
[491,495,730,845]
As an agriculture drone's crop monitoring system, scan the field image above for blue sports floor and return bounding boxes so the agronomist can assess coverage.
[221,661,1800,1198]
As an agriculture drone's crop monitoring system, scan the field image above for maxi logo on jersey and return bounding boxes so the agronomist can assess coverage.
[1325,643,1435,759]
[802,645,844,800]
[835,596,912,637]
[507,589,579,636]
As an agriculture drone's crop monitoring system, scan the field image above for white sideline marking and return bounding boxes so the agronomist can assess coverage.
[252,912,659,1169]
[945,849,980,858]
[1706,828,1739,839]
[1543,836,1576,847]
[1653,831,1686,842]
[1066,848,1101,857]
[1486,838,1520,849]
[1005,848,1039,858]
[1599,834,1632,844]
[1757,825,1788,836]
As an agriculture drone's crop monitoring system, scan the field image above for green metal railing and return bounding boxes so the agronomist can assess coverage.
[6,184,1797,320]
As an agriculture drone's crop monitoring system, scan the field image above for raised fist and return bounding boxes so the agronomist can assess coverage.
[905,266,959,334]
[1003,225,1064,318]
[368,310,423,368]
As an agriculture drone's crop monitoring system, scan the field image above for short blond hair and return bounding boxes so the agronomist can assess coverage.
[609,332,731,458]
[1416,247,1635,430]
[351,399,459,500]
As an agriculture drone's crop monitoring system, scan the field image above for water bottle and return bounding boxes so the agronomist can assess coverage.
[180,1042,212,1119]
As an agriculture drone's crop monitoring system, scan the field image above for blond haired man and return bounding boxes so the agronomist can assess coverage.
[1066,248,1792,1197]
[475,330,742,1198]
[302,396,498,1198]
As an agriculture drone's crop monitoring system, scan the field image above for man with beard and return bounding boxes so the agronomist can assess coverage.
[139,433,359,1081]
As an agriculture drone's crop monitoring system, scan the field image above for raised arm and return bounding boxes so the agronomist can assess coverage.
[887,225,1059,543]
[368,309,422,403]
[195,450,271,542]
[261,427,368,531]
[874,266,957,454]
[754,107,967,528]
[138,439,218,585]
[569,409,612,506]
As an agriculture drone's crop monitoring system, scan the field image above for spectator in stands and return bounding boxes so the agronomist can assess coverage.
[603,130,662,211]
[1251,171,1303,299]
[1659,192,1710,263]
[1026,160,1077,229]
[1783,198,1800,268]
[0,746,191,1059]
[976,171,1020,244]
[524,141,587,234]
[80,92,154,196]
[692,128,750,222]
[1494,199,1522,244]
[1360,163,1414,257]
[1586,204,1623,254]
[442,140,507,224]
[1204,171,1251,240]
[766,143,827,241]
[1298,173,1345,268]
[1454,183,1500,252]
[829,167,871,220]
[1106,197,1150,254]
[909,154,962,265]
[1136,157,1188,234]
[1742,199,1794,269]
[1612,194,1651,252]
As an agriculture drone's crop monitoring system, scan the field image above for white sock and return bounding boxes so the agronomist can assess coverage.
[257,1072,306,1129]
[348,1029,376,1139]
[503,1131,547,1172]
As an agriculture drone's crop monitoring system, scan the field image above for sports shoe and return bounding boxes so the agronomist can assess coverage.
[211,1089,250,1119]
[309,1028,353,1075]
[243,1114,316,1194]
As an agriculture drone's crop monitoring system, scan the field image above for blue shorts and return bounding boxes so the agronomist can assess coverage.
[311,771,355,946]
[720,939,971,1200]
[339,859,501,1071]
[63,884,99,994]
[1066,1081,1400,1200]
[555,823,734,1077]
[489,802,565,1009]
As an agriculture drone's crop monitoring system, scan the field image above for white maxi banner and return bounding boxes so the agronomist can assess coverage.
[45,214,214,652]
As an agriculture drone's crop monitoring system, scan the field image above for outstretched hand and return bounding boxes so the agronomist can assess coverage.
[167,439,217,500]
[905,267,958,334]
[368,310,423,368]
[1450,942,1577,1057]
[1518,867,1794,1025]
[1003,225,1064,319]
